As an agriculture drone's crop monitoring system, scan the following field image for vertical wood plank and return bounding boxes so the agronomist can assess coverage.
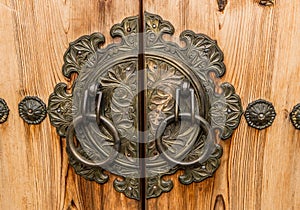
[144,0,300,209]
[1,0,299,209]
[0,0,139,209]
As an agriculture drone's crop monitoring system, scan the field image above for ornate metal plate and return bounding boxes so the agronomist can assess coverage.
[48,12,243,200]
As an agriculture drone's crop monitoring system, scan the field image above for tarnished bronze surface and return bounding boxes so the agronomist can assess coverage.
[48,12,243,199]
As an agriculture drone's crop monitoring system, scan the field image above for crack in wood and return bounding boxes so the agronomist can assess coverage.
[214,194,225,210]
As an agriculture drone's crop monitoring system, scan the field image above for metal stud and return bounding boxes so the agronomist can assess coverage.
[244,99,276,130]
[0,98,9,124]
[290,104,300,130]
[19,96,47,124]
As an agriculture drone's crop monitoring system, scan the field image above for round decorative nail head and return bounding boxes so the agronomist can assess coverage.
[244,99,276,130]
[19,96,47,124]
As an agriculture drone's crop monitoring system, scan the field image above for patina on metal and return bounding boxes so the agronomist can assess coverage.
[290,103,300,130]
[0,98,9,124]
[19,96,47,125]
[244,99,276,130]
[48,12,243,200]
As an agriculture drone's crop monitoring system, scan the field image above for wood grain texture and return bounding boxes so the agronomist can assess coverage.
[145,0,300,209]
[0,0,299,210]
[0,0,139,209]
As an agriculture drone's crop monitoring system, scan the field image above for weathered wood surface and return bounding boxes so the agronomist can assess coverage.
[0,0,299,210]
[145,0,300,209]
[0,0,139,209]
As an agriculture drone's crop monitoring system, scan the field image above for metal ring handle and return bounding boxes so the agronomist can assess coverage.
[66,114,121,167]
[155,113,216,166]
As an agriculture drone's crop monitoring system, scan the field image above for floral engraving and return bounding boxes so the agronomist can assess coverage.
[19,96,47,124]
[179,144,223,184]
[245,99,276,130]
[110,15,138,37]
[147,58,185,144]
[48,12,243,200]
[62,33,105,78]
[100,61,138,162]
[145,12,174,34]
[68,146,109,184]
[180,30,226,79]
[210,83,243,139]
[48,83,73,137]
[147,175,173,199]
[114,177,140,200]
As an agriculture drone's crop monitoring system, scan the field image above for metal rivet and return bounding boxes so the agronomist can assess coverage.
[290,103,300,129]
[244,99,276,130]
[19,96,47,125]
[0,98,9,124]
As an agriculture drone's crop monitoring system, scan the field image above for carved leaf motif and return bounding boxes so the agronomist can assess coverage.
[160,123,200,156]
[110,15,138,48]
[179,144,222,184]
[210,83,243,139]
[100,61,138,161]
[101,62,137,91]
[183,134,205,162]
[82,125,115,161]
[47,12,244,200]
[62,33,105,78]
[147,59,184,93]
[114,177,140,200]
[147,176,173,198]
[147,59,184,125]
[48,83,73,137]
[145,12,174,35]
[67,146,109,184]
[180,30,225,78]
[100,62,137,142]
[146,58,185,155]
[110,16,138,38]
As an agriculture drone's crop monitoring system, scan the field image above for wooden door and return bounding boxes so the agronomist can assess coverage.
[0,0,299,210]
